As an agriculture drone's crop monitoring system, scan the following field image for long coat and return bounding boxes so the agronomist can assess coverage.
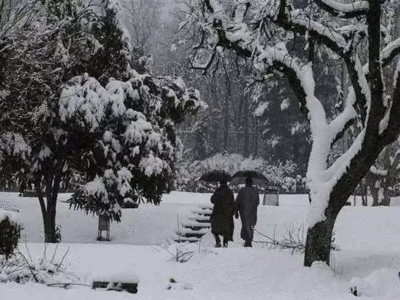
[235,186,259,241]
[210,184,235,240]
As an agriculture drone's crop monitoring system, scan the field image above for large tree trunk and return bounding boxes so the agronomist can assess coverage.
[304,213,336,266]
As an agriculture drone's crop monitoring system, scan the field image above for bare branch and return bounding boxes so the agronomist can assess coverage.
[275,2,349,57]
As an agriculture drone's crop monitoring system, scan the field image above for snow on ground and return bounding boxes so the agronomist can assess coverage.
[1,191,400,299]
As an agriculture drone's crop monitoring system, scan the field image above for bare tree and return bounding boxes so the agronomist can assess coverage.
[121,0,164,58]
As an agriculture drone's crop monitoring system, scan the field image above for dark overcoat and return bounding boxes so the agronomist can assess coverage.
[235,186,259,241]
[210,184,235,240]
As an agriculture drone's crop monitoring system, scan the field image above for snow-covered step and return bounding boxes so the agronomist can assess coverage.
[177,227,209,235]
[173,235,201,243]
[191,208,212,216]
[197,204,213,209]
[181,220,211,228]
[188,214,210,220]
[175,205,213,243]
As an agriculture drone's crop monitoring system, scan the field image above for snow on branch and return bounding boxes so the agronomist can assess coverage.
[314,0,369,18]
[369,165,388,177]
[381,37,400,69]
[59,74,109,131]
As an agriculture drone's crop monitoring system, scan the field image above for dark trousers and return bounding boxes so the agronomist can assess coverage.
[214,234,228,247]
[241,225,254,247]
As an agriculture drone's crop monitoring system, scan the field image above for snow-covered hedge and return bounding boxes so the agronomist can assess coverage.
[175,153,307,193]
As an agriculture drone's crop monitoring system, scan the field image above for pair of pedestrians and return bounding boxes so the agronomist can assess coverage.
[210,177,259,248]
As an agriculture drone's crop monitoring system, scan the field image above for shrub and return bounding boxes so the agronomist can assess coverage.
[0,216,22,260]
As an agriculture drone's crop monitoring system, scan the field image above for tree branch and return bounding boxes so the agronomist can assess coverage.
[275,0,349,57]
[343,54,369,125]
[381,62,400,144]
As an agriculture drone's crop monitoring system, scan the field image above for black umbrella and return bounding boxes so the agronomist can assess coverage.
[230,170,268,185]
[199,170,232,182]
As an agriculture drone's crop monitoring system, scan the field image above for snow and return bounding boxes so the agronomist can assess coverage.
[59,75,109,131]
[124,118,153,144]
[139,152,166,176]
[83,176,108,199]
[38,146,51,161]
[1,192,400,299]
[116,167,133,197]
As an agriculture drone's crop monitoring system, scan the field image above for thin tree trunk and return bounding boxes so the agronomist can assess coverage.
[43,172,61,243]
[243,98,249,158]
[381,189,391,206]
[223,96,229,152]
[237,98,243,153]
[35,179,47,236]
[254,117,258,157]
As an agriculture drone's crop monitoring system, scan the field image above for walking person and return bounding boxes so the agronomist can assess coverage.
[210,179,235,248]
[235,177,259,247]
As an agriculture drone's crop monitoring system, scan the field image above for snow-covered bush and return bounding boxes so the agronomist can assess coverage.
[0,213,22,260]
[0,244,81,285]
[0,252,32,283]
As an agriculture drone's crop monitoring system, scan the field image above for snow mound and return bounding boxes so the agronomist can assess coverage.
[350,268,400,297]
[92,270,140,284]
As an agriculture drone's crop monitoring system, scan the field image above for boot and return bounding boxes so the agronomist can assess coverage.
[244,240,252,247]
[223,236,228,248]
[214,234,221,248]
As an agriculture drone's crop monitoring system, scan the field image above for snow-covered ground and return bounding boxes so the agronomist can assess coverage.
[1,191,400,299]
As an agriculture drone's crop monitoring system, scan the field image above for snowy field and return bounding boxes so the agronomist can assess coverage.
[1,191,400,299]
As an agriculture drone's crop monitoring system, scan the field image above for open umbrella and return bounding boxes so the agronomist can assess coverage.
[230,170,268,185]
[199,170,232,182]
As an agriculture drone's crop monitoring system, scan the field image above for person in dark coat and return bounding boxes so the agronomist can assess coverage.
[235,177,259,247]
[210,179,235,248]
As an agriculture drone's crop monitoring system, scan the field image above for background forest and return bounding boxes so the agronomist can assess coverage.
[119,0,313,192]
[121,0,400,202]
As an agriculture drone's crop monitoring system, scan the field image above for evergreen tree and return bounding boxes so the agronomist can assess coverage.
[0,0,205,242]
